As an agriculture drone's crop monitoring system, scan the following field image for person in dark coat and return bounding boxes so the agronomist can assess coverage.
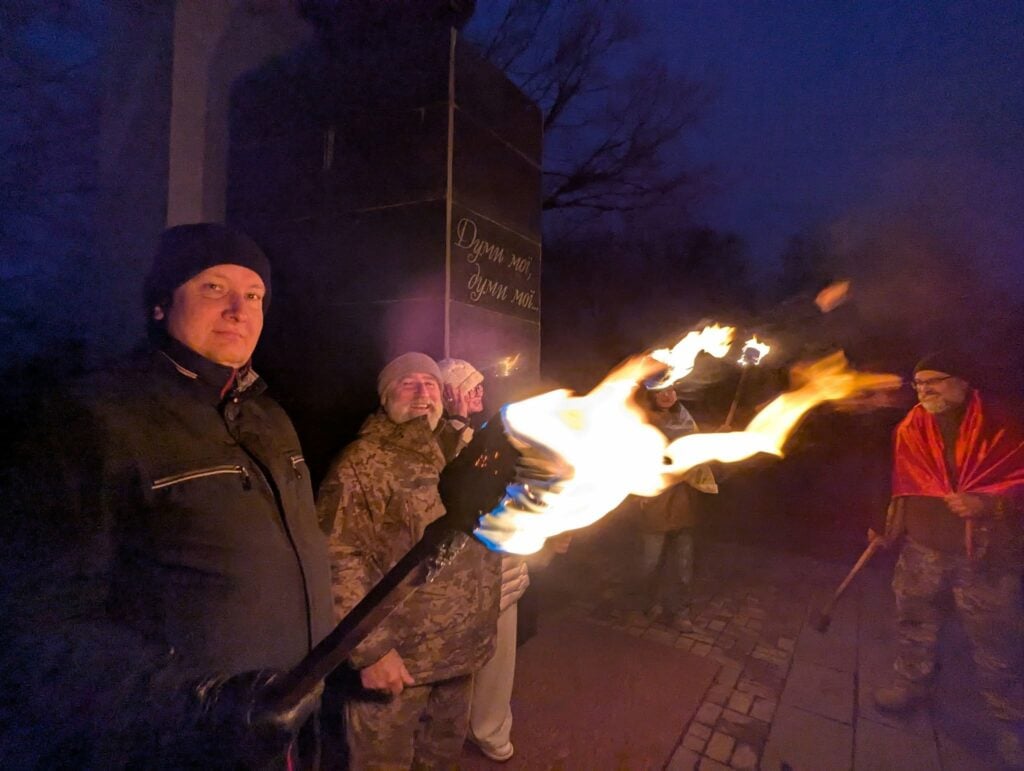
[0,223,335,769]
[628,385,717,632]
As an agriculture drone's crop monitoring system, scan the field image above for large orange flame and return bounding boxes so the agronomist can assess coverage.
[476,350,900,554]
[647,324,734,388]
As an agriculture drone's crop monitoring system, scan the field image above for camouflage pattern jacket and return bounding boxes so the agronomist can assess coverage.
[317,410,500,683]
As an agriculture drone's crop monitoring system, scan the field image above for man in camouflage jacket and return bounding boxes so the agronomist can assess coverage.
[874,351,1024,767]
[317,352,500,769]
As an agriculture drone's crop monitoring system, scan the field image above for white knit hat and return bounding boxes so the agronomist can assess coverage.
[437,358,484,396]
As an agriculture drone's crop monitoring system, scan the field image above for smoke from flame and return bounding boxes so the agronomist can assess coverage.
[476,350,900,555]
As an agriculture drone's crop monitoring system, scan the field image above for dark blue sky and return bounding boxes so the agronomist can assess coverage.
[643,0,1024,281]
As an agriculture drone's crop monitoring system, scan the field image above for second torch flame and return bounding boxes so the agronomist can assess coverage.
[738,335,771,367]
[476,342,900,555]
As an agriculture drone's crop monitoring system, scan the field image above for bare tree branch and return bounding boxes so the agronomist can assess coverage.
[466,0,708,218]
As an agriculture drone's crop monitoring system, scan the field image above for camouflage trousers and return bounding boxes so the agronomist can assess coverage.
[893,538,1024,721]
[345,674,472,770]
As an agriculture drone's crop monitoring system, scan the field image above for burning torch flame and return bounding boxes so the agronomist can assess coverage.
[494,353,522,378]
[738,336,771,367]
[814,280,851,313]
[476,351,900,555]
[664,352,899,473]
[647,324,734,388]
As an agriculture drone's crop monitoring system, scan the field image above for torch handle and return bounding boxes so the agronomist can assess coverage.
[820,537,883,616]
[260,522,470,713]
[723,368,751,429]
[259,416,521,714]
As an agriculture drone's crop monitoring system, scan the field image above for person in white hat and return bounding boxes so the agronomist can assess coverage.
[437,357,486,458]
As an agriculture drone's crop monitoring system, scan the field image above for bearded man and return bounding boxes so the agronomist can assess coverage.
[874,351,1024,767]
[316,352,499,769]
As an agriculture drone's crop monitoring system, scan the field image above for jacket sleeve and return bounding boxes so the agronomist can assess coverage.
[437,417,473,462]
[316,451,410,669]
[317,453,389,619]
[0,397,225,767]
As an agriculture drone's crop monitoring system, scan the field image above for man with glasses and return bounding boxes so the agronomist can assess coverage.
[437,357,486,460]
[873,352,1024,766]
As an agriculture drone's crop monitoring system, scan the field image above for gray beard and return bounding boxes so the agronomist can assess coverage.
[385,402,442,429]
[920,397,953,414]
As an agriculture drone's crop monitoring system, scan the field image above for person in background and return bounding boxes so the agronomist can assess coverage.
[438,357,486,460]
[872,351,1024,768]
[438,357,572,763]
[629,384,718,632]
[438,358,523,762]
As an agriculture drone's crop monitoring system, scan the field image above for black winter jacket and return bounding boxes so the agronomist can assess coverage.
[0,339,334,767]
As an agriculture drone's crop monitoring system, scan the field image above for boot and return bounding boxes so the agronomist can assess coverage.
[468,734,515,763]
[873,679,931,713]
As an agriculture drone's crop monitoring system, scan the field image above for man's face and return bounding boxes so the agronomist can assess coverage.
[467,383,485,415]
[652,388,678,409]
[913,369,969,414]
[384,373,443,429]
[158,264,265,368]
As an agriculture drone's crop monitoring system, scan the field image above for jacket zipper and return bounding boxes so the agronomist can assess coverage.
[151,464,252,491]
[289,454,305,479]
[241,448,315,652]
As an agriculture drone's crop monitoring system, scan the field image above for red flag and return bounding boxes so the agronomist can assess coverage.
[892,390,1024,505]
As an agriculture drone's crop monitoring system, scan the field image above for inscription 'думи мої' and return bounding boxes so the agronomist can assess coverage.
[452,215,540,317]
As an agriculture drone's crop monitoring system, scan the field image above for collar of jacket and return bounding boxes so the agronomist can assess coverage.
[156,336,266,404]
[358,409,446,470]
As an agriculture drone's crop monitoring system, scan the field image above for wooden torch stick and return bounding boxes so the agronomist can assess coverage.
[809,536,884,633]
[723,367,750,429]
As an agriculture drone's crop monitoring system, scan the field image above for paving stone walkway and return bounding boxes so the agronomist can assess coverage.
[539,520,1009,770]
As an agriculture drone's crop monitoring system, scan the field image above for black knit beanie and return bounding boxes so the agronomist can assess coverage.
[144,223,272,314]
[913,350,971,380]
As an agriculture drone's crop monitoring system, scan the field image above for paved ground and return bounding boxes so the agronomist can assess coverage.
[529,519,1010,770]
[463,612,718,769]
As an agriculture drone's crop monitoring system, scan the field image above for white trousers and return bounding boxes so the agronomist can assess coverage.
[469,601,518,750]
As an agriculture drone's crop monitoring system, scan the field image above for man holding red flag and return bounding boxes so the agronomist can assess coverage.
[874,351,1024,765]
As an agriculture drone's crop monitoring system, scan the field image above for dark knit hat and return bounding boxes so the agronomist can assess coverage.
[913,350,972,381]
[144,223,271,312]
[377,352,442,400]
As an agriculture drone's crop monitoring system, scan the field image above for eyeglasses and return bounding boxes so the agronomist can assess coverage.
[911,375,952,389]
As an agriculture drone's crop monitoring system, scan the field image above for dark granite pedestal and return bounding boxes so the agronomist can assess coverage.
[227,19,542,477]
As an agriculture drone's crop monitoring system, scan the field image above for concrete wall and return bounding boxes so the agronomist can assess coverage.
[89,0,309,360]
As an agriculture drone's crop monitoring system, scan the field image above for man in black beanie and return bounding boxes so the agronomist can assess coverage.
[1,223,334,769]
[872,350,1024,767]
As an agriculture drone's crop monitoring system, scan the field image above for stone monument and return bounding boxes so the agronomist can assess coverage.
[10,1,541,476]
[226,2,542,475]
